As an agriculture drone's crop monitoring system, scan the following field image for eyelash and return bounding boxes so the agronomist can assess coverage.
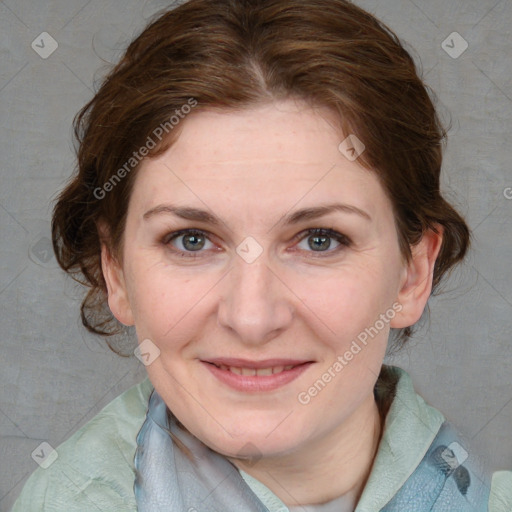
[161,228,352,259]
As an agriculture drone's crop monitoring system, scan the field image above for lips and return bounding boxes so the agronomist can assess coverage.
[201,357,314,392]
[203,357,311,368]
[203,357,310,373]
[214,364,294,376]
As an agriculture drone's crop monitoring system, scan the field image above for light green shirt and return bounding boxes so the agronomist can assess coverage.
[11,367,512,511]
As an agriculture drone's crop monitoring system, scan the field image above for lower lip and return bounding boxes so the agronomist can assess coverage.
[202,361,313,392]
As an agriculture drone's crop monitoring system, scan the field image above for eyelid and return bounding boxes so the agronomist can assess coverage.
[290,227,352,257]
[161,228,215,246]
[292,227,351,245]
[162,228,219,258]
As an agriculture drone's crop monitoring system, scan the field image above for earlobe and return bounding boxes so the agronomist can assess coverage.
[100,241,135,327]
[390,226,444,329]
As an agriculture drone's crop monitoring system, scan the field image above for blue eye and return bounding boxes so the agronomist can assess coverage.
[163,229,214,257]
[295,228,351,256]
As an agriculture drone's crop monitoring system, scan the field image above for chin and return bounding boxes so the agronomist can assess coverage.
[194,415,309,460]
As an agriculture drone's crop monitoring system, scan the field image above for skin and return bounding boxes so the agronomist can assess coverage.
[101,98,443,507]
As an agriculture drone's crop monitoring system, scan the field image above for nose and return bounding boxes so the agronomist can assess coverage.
[216,253,294,347]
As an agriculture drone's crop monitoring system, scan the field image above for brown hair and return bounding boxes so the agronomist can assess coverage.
[52,0,470,354]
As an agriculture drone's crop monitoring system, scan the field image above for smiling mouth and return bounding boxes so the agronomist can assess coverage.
[201,358,314,392]
[208,362,297,376]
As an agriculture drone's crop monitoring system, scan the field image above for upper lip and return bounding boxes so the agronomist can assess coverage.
[202,357,313,369]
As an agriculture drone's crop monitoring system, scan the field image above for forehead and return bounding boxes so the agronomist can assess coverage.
[164,100,342,166]
[130,99,392,223]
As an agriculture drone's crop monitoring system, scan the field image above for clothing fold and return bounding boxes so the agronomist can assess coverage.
[134,385,491,512]
[134,389,270,512]
[12,367,509,512]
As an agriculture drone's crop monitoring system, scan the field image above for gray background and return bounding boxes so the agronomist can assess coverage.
[1,0,511,509]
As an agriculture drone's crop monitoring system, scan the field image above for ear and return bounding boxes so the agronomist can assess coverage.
[391,225,444,328]
[98,223,134,326]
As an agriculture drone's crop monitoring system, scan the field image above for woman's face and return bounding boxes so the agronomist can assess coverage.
[104,99,429,460]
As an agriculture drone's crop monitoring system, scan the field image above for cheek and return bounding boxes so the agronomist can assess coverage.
[293,263,397,339]
[127,263,216,344]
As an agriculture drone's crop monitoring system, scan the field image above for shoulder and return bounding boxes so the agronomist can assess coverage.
[11,377,154,512]
[359,366,511,512]
[489,470,512,512]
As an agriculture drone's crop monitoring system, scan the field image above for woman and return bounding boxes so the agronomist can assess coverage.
[12,0,512,510]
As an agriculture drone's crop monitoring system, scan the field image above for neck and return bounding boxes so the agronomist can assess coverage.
[230,393,382,508]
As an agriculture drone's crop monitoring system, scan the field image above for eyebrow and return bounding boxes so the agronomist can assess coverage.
[142,202,372,225]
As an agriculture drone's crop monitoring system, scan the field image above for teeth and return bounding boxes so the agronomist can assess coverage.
[256,367,273,376]
[215,364,297,375]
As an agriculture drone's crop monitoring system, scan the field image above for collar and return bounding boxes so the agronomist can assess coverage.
[355,366,445,511]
